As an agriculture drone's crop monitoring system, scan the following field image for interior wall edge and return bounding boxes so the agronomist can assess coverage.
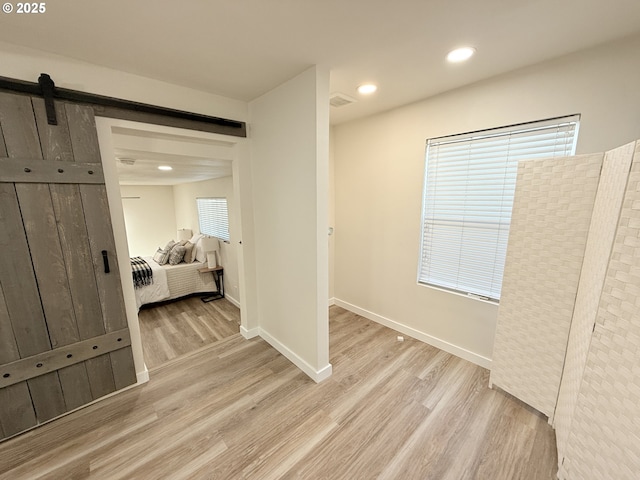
[258,326,333,383]
[240,325,260,339]
[94,117,146,378]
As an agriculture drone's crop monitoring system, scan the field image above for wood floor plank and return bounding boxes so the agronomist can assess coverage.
[288,370,431,479]
[241,410,339,480]
[138,296,240,370]
[0,306,558,480]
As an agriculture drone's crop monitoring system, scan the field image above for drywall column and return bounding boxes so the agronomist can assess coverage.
[248,66,332,382]
[490,153,603,418]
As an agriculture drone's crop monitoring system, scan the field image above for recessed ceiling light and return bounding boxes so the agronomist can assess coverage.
[357,84,377,95]
[158,165,173,171]
[447,47,476,63]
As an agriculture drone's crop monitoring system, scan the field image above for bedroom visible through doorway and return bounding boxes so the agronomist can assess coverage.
[95,118,247,374]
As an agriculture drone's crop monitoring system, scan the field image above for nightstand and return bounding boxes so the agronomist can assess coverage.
[198,265,224,302]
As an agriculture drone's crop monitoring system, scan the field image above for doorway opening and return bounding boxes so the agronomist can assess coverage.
[95,118,247,377]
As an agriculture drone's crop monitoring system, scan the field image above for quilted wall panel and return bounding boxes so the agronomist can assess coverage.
[559,142,640,480]
[490,153,603,417]
[554,142,635,466]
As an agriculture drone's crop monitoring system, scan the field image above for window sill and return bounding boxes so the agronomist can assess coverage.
[416,282,500,306]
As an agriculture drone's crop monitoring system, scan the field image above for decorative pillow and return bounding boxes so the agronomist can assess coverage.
[168,245,186,265]
[194,238,207,263]
[190,233,204,245]
[164,240,176,251]
[183,241,195,263]
[152,247,170,265]
[177,239,189,247]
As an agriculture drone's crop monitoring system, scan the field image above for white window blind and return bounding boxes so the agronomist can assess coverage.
[418,115,580,301]
[197,197,229,242]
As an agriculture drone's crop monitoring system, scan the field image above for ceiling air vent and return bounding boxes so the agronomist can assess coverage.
[330,92,357,108]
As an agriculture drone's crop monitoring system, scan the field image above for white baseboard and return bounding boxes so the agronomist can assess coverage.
[225,293,240,308]
[136,367,150,385]
[328,297,336,306]
[258,327,332,383]
[333,298,492,370]
[240,325,260,339]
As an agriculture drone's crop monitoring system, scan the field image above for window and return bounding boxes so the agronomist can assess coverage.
[418,115,580,301]
[197,197,230,242]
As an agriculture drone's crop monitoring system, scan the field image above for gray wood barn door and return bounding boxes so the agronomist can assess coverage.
[0,91,136,440]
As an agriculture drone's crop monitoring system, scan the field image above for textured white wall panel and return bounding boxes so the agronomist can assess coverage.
[554,142,635,467]
[560,141,640,480]
[490,153,603,417]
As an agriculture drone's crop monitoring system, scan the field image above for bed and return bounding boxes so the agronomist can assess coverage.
[133,256,217,308]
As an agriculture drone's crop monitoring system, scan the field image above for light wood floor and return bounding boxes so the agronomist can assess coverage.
[138,296,241,369]
[0,306,558,479]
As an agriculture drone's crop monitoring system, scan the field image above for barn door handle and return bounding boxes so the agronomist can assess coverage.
[101,250,110,273]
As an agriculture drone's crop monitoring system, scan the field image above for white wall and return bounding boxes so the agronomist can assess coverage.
[0,41,247,122]
[120,185,177,257]
[332,33,640,367]
[173,176,241,305]
[249,65,331,381]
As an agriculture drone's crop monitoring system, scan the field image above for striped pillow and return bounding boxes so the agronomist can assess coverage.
[168,245,186,265]
[152,247,170,265]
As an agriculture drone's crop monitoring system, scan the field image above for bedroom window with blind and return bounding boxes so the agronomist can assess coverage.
[197,197,230,242]
[418,114,580,302]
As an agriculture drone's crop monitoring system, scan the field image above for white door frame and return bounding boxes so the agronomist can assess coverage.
[95,117,250,383]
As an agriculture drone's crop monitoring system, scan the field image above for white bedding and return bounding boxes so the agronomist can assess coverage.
[134,257,217,308]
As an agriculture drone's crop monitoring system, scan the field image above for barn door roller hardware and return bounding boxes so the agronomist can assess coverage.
[0,73,247,137]
[38,73,57,125]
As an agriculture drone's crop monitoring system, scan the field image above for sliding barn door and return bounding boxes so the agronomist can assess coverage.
[0,91,136,440]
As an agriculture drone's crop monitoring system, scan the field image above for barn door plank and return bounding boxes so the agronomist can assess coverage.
[32,99,95,408]
[36,98,120,400]
[0,92,40,156]
[0,185,44,436]
[18,183,78,347]
[0,184,64,428]
[32,98,74,163]
[0,186,37,438]
[26,376,67,422]
[0,384,36,438]
[0,184,49,353]
[16,180,92,410]
[49,184,116,399]
[0,290,34,435]
[14,183,70,422]
[0,92,68,424]
[0,277,20,365]
[66,104,136,389]
[0,123,7,156]
[82,184,137,389]
[0,284,34,438]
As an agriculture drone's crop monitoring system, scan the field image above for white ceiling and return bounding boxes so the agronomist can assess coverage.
[111,127,234,186]
[3,0,640,184]
[1,0,640,127]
